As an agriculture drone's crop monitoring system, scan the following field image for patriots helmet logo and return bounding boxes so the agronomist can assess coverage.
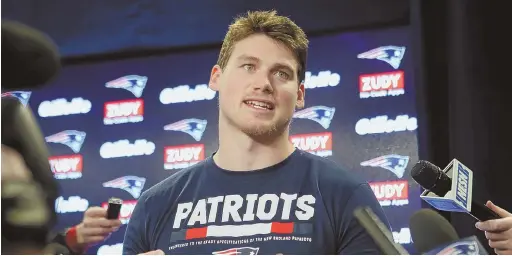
[357,46,406,69]
[212,247,259,255]
[105,75,148,98]
[45,130,86,153]
[437,241,479,255]
[293,106,335,129]
[1,91,32,106]
[102,176,146,199]
[164,118,207,141]
[360,155,409,178]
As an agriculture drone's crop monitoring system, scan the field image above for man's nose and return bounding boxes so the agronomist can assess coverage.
[252,72,273,93]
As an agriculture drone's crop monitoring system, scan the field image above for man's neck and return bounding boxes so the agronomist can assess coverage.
[214,121,295,171]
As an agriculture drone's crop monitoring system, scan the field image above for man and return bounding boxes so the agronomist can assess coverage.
[476,201,512,255]
[1,145,121,254]
[123,10,389,255]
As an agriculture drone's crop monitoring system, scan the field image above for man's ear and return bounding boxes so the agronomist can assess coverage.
[296,82,305,109]
[209,65,222,91]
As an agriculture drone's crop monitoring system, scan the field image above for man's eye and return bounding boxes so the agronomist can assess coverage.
[242,64,255,71]
[275,71,290,80]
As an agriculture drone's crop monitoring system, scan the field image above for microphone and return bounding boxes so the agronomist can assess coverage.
[410,209,488,255]
[353,206,409,255]
[411,159,499,221]
[1,20,61,90]
[409,209,459,254]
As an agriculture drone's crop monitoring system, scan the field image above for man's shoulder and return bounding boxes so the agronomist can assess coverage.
[297,150,368,193]
[140,159,210,201]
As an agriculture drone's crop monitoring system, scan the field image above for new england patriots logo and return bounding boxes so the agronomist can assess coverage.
[360,154,409,178]
[164,118,207,141]
[105,75,148,98]
[293,106,335,129]
[357,46,406,69]
[436,241,479,255]
[102,176,146,199]
[212,247,259,255]
[45,130,86,153]
[1,91,32,106]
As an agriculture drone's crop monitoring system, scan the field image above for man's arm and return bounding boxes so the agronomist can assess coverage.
[337,183,391,255]
[123,197,149,255]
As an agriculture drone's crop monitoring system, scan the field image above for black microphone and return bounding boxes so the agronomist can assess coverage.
[411,160,499,221]
[409,208,459,254]
[1,20,61,90]
[354,207,409,255]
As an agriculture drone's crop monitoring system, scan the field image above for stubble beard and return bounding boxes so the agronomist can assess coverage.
[220,105,292,140]
[241,116,291,138]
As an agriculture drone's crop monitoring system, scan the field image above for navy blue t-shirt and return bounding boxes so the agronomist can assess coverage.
[123,150,390,255]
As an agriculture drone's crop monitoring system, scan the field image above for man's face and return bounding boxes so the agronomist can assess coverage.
[209,34,305,137]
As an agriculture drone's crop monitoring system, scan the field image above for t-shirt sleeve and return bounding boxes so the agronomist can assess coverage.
[123,198,149,255]
[337,183,391,255]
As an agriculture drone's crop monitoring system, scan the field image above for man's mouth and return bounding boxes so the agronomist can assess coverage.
[243,100,275,110]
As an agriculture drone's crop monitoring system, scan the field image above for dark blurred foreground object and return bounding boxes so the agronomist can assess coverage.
[1,20,61,90]
[1,20,62,254]
[1,180,51,254]
[1,98,60,227]
[1,17,62,224]
[409,209,459,254]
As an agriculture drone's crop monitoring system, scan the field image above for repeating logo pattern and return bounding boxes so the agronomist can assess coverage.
[35,38,417,254]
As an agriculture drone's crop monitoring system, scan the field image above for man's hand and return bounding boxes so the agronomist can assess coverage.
[475,201,512,255]
[72,206,122,252]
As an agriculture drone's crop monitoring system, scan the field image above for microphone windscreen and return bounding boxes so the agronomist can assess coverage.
[409,208,459,254]
[411,160,451,196]
[1,20,61,90]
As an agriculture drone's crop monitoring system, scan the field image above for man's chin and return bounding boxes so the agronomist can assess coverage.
[242,125,277,137]
[239,120,289,138]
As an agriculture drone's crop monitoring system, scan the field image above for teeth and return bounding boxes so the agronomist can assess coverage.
[245,100,272,109]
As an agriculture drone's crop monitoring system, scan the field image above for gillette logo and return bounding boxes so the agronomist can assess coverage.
[104,99,144,125]
[359,71,405,99]
[55,196,89,214]
[97,243,123,255]
[45,130,86,153]
[100,139,155,159]
[357,46,406,69]
[369,180,409,207]
[38,97,92,117]
[304,70,340,89]
[160,84,216,104]
[49,155,83,180]
[360,155,409,178]
[105,75,147,98]
[290,132,333,157]
[102,176,146,199]
[355,115,417,135]
[164,118,207,141]
[392,228,412,245]
[101,200,137,224]
[1,91,32,106]
[164,144,205,170]
[455,164,470,209]
[293,106,335,129]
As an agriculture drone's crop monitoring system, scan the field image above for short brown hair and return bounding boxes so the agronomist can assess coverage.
[217,10,309,83]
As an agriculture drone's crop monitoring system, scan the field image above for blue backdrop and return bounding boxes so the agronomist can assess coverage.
[4,25,420,254]
[2,0,409,58]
